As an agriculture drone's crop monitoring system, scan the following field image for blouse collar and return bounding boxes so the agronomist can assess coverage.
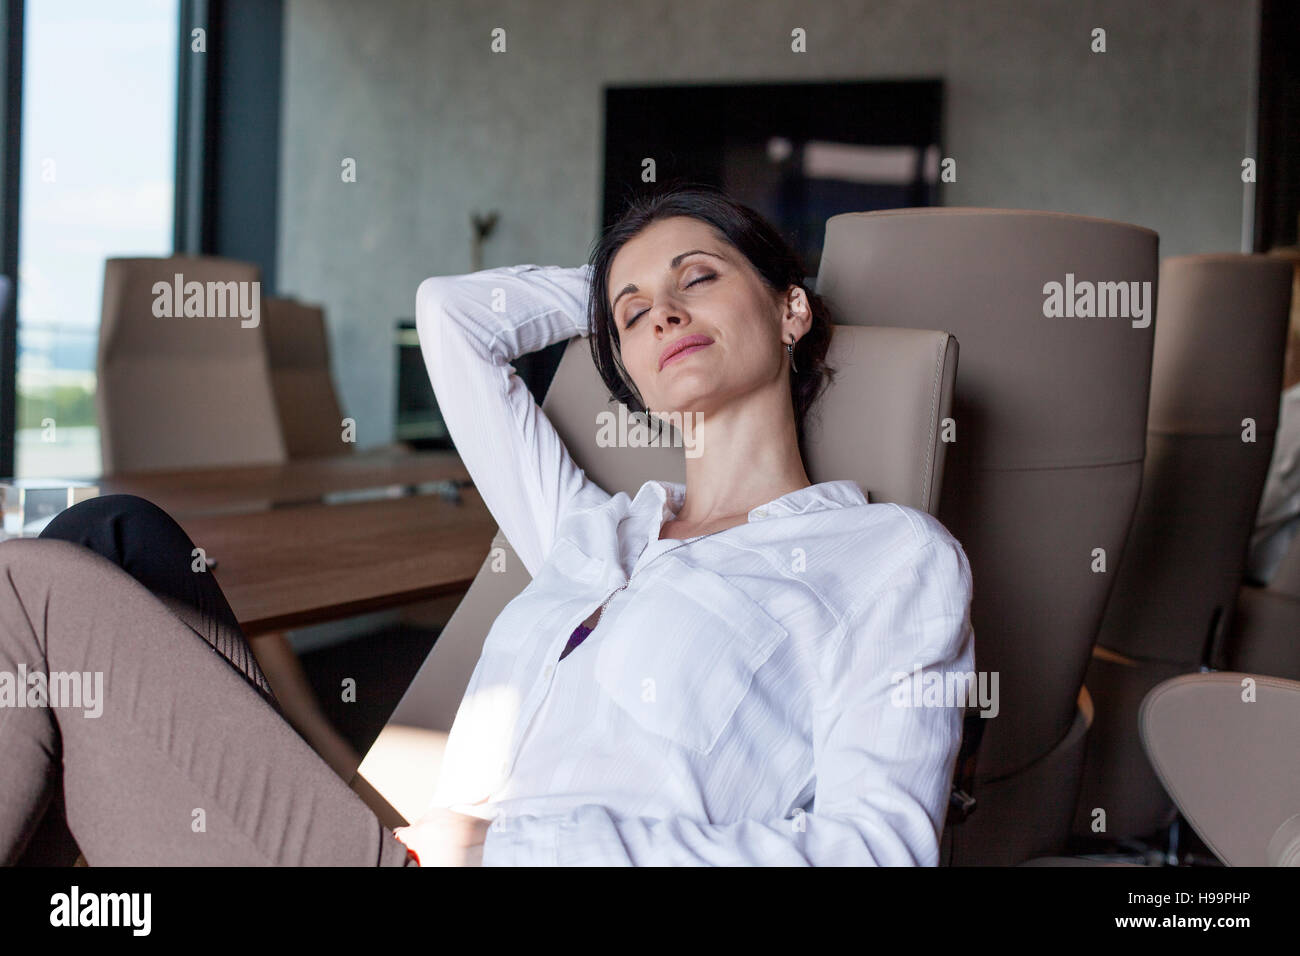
[630,477,869,526]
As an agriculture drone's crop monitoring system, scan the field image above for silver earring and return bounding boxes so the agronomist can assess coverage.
[786,333,798,373]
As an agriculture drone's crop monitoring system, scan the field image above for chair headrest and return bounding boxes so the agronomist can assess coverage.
[99,255,264,359]
[1148,254,1293,435]
[539,324,958,513]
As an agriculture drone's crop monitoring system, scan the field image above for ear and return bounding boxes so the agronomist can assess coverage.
[781,285,815,346]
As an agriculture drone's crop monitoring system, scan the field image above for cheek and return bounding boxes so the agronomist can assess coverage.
[618,343,653,398]
[623,342,649,381]
[730,335,777,377]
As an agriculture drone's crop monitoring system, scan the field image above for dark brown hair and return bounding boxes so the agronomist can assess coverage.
[585,184,837,468]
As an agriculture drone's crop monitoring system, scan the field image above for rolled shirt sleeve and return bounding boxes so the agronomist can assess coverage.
[415,263,606,578]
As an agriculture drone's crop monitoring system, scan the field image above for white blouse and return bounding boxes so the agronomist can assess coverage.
[415,262,976,866]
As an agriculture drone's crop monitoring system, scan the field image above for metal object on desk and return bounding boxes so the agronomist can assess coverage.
[317,478,471,508]
[0,479,99,539]
[95,450,473,521]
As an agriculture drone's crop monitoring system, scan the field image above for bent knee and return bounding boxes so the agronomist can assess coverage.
[41,493,184,544]
[0,537,179,627]
[0,537,118,577]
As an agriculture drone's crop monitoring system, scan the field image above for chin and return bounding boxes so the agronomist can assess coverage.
[646,393,708,420]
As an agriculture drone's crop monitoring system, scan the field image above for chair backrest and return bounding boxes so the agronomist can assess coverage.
[814,208,1159,859]
[385,322,958,734]
[1140,672,1300,866]
[262,295,350,458]
[96,255,287,474]
[1097,254,1294,668]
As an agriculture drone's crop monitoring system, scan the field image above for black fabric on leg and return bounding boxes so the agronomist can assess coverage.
[39,494,281,711]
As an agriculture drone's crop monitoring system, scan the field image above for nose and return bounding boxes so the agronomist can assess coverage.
[654,310,685,333]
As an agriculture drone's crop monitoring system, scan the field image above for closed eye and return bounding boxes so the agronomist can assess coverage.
[625,273,716,328]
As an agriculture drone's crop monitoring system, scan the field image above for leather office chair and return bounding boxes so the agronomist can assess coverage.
[814,208,1159,865]
[1138,672,1300,866]
[262,296,351,458]
[1075,254,1294,849]
[97,256,288,474]
[263,294,416,460]
[348,319,961,829]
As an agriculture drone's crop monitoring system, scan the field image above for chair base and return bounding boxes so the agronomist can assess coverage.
[1072,650,1187,843]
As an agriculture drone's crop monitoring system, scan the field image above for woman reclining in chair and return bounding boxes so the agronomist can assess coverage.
[0,185,974,866]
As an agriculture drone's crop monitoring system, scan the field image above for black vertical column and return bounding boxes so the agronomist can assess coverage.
[174,0,214,256]
[1255,0,1300,251]
[0,0,23,478]
[173,0,282,292]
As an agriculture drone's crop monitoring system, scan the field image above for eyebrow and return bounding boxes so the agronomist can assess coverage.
[610,249,726,316]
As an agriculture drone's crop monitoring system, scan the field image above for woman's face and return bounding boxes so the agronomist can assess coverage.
[607,216,806,422]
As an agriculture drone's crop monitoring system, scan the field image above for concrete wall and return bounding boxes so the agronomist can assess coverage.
[278,0,1259,447]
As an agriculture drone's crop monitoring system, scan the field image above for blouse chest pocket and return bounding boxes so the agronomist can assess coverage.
[543,535,608,586]
[591,553,789,756]
[482,535,607,660]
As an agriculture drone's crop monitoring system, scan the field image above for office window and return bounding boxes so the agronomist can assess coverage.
[16,0,178,478]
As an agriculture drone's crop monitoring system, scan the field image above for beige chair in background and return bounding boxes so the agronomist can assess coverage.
[349,320,961,830]
[262,293,415,460]
[1026,671,1300,868]
[1138,672,1300,866]
[262,296,351,458]
[97,256,287,475]
[814,208,1160,865]
[1076,254,1294,852]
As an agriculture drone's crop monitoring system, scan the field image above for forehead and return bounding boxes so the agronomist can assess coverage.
[608,217,724,288]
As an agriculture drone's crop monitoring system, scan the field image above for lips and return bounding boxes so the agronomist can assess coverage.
[659,334,714,371]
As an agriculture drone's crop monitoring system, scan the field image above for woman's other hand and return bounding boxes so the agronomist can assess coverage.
[393,807,491,866]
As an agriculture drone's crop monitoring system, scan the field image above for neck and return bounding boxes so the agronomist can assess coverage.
[669,386,811,528]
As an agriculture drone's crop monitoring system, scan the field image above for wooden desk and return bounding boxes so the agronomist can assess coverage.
[96,449,472,518]
[95,453,497,635]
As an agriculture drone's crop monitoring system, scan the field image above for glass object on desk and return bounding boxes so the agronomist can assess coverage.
[0,479,99,540]
[319,479,468,507]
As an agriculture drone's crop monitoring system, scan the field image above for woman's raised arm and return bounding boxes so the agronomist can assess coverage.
[415,263,609,578]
